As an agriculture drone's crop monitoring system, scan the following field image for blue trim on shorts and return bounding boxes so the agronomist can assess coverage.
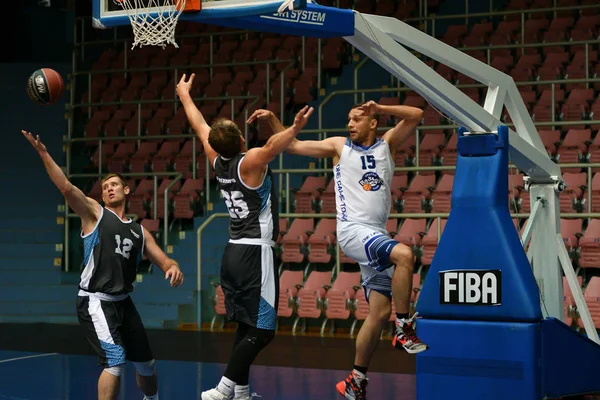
[363,234,398,271]
[364,285,393,303]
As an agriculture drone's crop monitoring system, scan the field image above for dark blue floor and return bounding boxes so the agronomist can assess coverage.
[0,350,414,400]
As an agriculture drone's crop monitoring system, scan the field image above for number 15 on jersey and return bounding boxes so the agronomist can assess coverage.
[361,155,376,170]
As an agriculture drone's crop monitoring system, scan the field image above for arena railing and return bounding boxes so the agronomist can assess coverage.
[402,3,600,38]
[70,59,295,119]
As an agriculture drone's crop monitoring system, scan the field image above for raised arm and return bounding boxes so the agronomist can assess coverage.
[241,106,314,172]
[247,108,344,160]
[22,130,100,232]
[287,136,345,159]
[246,108,286,134]
[143,227,184,287]
[357,101,423,152]
[176,73,218,166]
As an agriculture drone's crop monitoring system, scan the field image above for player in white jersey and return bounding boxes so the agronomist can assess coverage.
[249,101,426,400]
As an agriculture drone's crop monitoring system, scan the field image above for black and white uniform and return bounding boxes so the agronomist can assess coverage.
[214,154,279,331]
[76,207,153,367]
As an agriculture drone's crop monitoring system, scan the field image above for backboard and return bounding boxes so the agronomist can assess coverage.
[93,0,307,28]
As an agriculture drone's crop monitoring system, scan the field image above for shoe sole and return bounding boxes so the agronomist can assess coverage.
[403,345,429,354]
[393,340,430,354]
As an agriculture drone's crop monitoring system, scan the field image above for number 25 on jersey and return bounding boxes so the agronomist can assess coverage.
[222,190,249,219]
[361,155,376,170]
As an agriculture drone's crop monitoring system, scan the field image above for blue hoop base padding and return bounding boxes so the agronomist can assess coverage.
[416,125,542,322]
[416,318,600,399]
[416,319,541,400]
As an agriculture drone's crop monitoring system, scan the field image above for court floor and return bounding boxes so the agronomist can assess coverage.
[0,350,415,400]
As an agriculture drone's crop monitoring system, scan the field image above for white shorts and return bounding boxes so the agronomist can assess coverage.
[337,221,399,302]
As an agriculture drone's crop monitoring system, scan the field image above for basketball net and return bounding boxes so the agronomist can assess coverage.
[114,0,185,49]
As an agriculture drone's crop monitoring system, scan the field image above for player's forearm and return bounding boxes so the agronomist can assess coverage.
[267,113,286,133]
[378,105,423,121]
[151,254,179,273]
[179,93,210,141]
[263,125,300,157]
[39,151,73,194]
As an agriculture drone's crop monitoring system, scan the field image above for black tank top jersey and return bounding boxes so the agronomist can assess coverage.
[214,154,279,242]
[79,207,145,295]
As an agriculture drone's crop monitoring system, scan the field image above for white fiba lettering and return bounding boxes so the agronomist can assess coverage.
[114,234,133,259]
[443,272,498,304]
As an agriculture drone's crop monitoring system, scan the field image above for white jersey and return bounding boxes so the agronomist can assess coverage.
[334,138,394,228]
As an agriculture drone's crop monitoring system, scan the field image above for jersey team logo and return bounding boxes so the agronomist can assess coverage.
[359,172,384,191]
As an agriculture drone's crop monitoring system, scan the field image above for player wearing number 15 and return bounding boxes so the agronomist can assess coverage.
[176,73,313,400]
[21,130,184,400]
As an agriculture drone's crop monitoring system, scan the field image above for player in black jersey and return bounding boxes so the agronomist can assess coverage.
[177,73,313,400]
[22,130,184,400]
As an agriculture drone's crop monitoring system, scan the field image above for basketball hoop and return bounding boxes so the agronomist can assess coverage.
[114,0,186,49]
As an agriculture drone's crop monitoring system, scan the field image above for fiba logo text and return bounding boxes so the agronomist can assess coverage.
[439,270,502,305]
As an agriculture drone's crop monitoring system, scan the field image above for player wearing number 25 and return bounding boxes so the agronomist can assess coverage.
[177,74,313,400]
[22,130,183,400]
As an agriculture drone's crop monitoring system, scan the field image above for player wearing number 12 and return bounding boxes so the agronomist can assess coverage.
[22,130,184,400]
[176,73,313,400]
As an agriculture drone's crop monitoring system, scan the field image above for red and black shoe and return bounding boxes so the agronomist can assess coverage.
[336,372,368,400]
[392,312,429,354]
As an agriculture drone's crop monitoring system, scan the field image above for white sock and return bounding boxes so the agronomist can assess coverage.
[144,394,159,400]
[352,369,366,382]
[217,376,236,397]
[234,385,250,398]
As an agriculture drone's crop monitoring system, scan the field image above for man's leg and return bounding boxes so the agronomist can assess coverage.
[337,289,391,400]
[121,297,160,399]
[203,244,277,400]
[389,243,428,353]
[76,295,127,400]
[354,290,393,367]
[389,243,415,318]
[98,368,122,400]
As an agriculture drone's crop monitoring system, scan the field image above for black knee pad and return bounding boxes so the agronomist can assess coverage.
[246,327,275,348]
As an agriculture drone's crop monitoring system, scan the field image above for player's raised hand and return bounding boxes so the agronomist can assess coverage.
[292,105,314,132]
[176,73,195,98]
[357,100,380,116]
[22,130,47,154]
[165,265,184,287]
[246,109,274,124]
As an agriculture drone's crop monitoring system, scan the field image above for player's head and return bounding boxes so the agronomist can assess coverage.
[209,118,245,158]
[101,173,130,207]
[348,104,380,143]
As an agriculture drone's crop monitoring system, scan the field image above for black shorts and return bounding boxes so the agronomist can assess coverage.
[220,243,279,330]
[76,295,153,368]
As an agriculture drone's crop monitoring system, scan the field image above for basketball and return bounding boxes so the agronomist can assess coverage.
[26,68,64,105]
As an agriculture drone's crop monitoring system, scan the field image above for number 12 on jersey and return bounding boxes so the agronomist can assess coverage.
[361,155,376,170]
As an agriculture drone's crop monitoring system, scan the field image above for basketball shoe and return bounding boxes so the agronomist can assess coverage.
[201,388,232,400]
[393,312,429,354]
[336,371,368,400]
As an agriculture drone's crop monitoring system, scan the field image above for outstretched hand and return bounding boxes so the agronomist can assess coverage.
[246,109,274,124]
[292,105,314,131]
[165,265,184,287]
[357,100,380,116]
[176,73,195,98]
[22,130,47,154]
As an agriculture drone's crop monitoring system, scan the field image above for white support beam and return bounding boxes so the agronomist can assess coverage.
[483,85,506,120]
[345,12,561,182]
